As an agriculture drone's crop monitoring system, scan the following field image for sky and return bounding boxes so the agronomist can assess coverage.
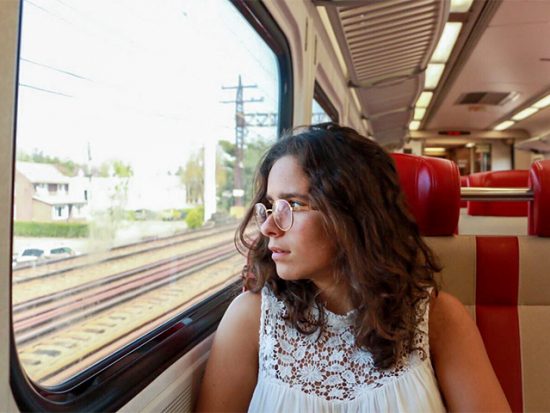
[16,0,280,176]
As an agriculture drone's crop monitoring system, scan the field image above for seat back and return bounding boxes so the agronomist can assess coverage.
[395,155,550,412]
[528,159,550,236]
[467,170,529,216]
[460,175,468,208]
[391,153,460,236]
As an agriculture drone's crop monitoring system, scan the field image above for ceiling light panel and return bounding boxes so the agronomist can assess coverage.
[431,22,462,63]
[512,107,539,121]
[425,63,445,89]
[494,120,514,131]
[533,94,550,109]
[414,107,426,120]
[416,91,433,108]
[450,0,474,13]
[409,120,420,131]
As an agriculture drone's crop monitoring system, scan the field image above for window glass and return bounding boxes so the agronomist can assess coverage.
[311,98,332,124]
[14,0,279,387]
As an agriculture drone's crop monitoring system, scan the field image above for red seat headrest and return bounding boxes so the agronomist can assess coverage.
[391,153,460,236]
[460,176,468,208]
[528,160,550,237]
[467,170,529,217]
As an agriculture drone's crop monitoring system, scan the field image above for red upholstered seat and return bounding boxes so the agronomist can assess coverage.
[528,159,550,237]
[460,176,468,208]
[394,154,550,411]
[467,170,529,216]
[391,153,460,236]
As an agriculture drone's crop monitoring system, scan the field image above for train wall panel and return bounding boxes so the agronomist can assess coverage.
[0,0,20,412]
[264,0,364,133]
[121,335,213,413]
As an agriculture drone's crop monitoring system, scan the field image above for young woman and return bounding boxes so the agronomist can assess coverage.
[196,124,510,412]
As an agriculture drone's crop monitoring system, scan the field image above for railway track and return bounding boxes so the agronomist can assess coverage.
[16,248,244,386]
[13,240,236,343]
[12,223,249,386]
[13,223,238,282]
[12,225,238,305]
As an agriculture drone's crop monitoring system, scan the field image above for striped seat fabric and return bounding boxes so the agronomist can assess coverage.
[394,154,550,412]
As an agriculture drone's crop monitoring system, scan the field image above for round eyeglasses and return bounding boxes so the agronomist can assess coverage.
[254,199,313,232]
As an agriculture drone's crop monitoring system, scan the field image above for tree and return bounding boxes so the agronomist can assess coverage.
[16,149,82,176]
[180,149,204,205]
[216,136,272,211]
[89,159,134,246]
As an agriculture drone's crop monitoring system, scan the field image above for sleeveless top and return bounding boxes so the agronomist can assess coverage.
[248,287,446,413]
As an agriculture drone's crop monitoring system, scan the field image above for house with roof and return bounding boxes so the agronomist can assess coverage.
[15,162,87,222]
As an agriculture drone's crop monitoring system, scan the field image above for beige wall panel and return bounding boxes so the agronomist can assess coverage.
[518,237,550,305]
[519,307,550,412]
[424,236,476,305]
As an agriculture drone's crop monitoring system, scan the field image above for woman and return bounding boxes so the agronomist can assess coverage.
[196,124,510,412]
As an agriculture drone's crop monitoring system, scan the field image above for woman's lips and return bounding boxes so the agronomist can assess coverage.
[270,247,290,260]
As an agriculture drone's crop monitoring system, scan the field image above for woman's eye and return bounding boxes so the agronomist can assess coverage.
[289,200,303,208]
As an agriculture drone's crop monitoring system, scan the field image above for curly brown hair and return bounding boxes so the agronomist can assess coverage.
[236,123,441,369]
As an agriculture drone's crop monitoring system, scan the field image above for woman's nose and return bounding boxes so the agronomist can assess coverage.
[260,213,283,237]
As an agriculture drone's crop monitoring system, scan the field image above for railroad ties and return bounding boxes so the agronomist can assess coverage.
[12,224,247,386]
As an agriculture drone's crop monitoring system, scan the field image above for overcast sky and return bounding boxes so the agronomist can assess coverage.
[16,0,280,175]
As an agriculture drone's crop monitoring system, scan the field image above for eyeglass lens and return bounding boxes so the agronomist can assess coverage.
[255,200,293,231]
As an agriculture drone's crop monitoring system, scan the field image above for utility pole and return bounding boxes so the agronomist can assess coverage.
[221,75,263,211]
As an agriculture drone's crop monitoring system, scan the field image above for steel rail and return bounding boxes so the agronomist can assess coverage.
[461,187,533,201]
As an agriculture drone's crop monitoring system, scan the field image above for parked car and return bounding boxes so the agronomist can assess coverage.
[46,246,78,260]
[16,248,45,264]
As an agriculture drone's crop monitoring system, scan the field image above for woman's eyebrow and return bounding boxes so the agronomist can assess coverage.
[266,192,309,201]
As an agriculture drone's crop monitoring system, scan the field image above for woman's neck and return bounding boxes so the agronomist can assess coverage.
[316,281,353,315]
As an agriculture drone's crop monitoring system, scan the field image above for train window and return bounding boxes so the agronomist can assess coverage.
[12,0,289,402]
[311,81,339,123]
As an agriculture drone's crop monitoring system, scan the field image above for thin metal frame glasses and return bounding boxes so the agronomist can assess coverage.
[254,199,312,232]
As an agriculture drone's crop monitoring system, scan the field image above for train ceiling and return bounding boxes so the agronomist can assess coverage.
[320,0,449,148]
[317,0,550,153]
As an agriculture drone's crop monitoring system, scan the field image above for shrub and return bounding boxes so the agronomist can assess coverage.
[185,206,204,229]
[14,221,89,238]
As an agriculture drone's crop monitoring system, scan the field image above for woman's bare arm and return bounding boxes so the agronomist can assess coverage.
[195,291,261,412]
[429,291,511,412]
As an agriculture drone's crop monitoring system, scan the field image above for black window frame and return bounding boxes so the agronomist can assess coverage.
[313,80,339,123]
[10,0,293,411]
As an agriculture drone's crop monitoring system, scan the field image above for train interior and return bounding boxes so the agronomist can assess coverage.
[1,0,550,411]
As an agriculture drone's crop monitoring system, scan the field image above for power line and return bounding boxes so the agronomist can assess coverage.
[21,57,91,81]
[19,82,73,98]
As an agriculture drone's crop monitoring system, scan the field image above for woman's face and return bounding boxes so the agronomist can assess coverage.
[260,155,337,288]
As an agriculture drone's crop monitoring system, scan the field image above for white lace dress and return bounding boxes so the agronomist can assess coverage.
[248,287,446,413]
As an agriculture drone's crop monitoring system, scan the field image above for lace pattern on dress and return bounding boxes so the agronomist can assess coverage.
[258,287,431,401]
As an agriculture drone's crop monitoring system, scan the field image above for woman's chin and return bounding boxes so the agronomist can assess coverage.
[275,265,302,281]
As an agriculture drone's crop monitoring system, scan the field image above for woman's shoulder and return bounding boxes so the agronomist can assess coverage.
[223,290,262,329]
[428,291,476,348]
[208,290,263,360]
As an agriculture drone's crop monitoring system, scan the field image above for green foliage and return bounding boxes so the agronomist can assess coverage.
[161,209,186,221]
[14,221,89,238]
[180,150,204,204]
[16,149,83,177]
[217,137,272,212]
[185,206,204,229]
[218,140,236,157]
[98,159,134,178]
